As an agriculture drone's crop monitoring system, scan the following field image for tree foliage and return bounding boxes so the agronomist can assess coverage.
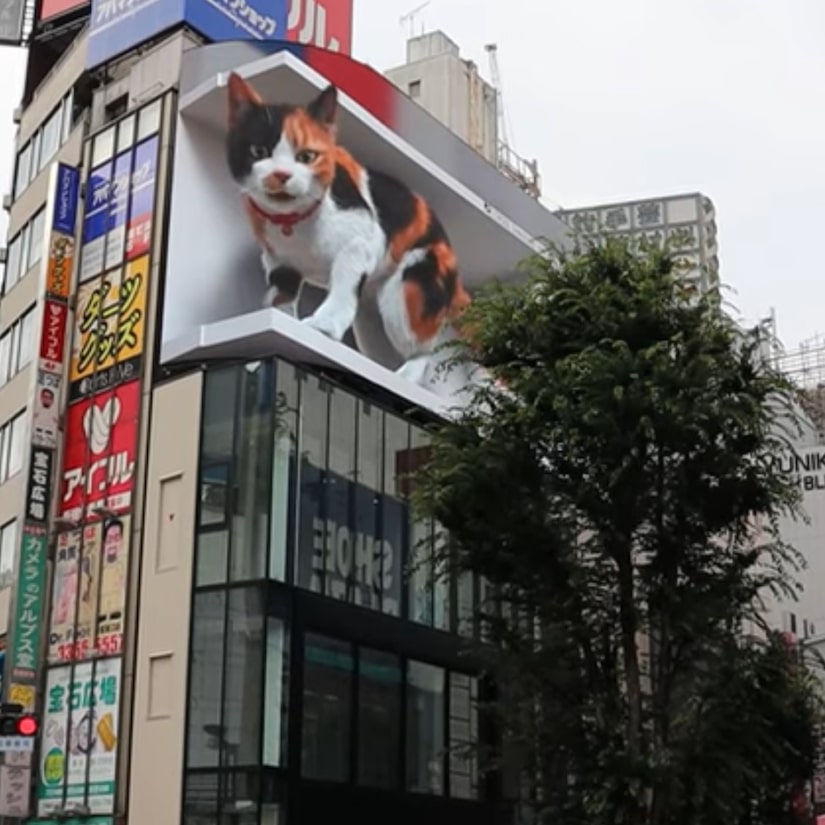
[414,238,824,825]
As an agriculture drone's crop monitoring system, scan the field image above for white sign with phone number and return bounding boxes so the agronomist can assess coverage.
[37,658,121,817]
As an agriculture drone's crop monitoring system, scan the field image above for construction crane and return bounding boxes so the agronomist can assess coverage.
[400,2,430,39]
[484,43,542,199]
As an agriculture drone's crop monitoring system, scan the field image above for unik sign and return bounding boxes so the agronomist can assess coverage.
[775,450,825,492]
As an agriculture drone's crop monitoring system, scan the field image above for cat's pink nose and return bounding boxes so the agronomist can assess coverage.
[268,170,292,185]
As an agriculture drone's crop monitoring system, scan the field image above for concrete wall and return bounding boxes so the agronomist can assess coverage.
[126,369,202,825]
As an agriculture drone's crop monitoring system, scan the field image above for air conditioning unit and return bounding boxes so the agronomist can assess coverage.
[1,195,11,211]
[12,105,22,125]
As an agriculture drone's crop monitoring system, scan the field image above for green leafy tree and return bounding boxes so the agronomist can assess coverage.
[415,238,823,825]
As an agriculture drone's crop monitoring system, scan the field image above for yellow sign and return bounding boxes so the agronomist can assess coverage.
[45,233,75,299]
[8,682,35,713]
[69,254,148,388]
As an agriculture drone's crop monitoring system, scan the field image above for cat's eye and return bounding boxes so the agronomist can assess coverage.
[296,149,318,164]
[249,145,269,160]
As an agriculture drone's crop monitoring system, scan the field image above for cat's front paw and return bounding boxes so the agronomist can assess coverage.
[302,310,351,342]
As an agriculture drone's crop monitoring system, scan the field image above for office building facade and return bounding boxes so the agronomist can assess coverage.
[0,3,571,823]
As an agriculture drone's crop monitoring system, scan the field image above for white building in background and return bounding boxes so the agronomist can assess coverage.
[386,30,542,199]
[771,338,825,640]
[558,193,721,295]
[386,31,498,164]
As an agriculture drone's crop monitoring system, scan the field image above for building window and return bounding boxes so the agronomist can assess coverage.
[0,306,37,388]
[301,633,353,782]
[270,361,299,582]
[3,234,21,293]
[263,617,288,767]
[3,209,46,295]
[28,208,45,270]
[406,660,445,795]
[358,648,401,788]
[186,590,227,769]
[0,519,17,582]
[296,375,329,595]
[12,97,76,202]
[222,587,265,767]
[409,80,422,98]
[39,106,61,172]
[197,367,237,587]
[0,411,26,484]
[448,673,479,798]
[13,142,31,199]
[138,98,162,141]
[230,362,274,582]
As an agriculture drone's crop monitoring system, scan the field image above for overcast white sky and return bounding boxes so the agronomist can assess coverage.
[0,0,822,349]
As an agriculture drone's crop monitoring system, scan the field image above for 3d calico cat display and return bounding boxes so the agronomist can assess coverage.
[225,72,470,385]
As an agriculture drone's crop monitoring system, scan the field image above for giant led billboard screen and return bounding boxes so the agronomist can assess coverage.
[161,45,561,404]
[87,0,353,69]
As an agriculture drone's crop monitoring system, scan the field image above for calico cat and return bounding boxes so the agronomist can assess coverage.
[225,71,470,385]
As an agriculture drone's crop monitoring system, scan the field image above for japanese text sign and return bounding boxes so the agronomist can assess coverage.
[60,379,140,522]
[37,658,121,816]
[69,255,148,402]
[24,446,54,525]
[9,530,48,684]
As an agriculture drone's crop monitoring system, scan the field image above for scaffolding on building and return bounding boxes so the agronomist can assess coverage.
[776,333,825,440]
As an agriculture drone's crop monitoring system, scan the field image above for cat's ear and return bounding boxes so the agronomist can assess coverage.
[227,72,263,126]
[307,85,338,137]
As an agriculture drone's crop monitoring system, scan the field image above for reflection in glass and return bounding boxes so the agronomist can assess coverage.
[183,772,218,824]
[434,522,450,632]
[195,530,228,588]
[201,368,237,463]
[382,414,409,614]
[457,571,475,638]
[409,515,434,626]
[186,591,226,768]
[297,377,328,594]
[222,587,264,766]
[406,660,445,795]
[449,673,479,799]
[353,401,382,611]
[263,617,288,767]
[302,634,353,782]
[358,648,401,789]
[323,388,356,604]
[270,361,299,581]
[231,363,274,581]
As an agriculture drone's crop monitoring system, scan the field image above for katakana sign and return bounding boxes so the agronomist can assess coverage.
[69,255,148,402]
[9,529,48,685]
[60,380,140,522]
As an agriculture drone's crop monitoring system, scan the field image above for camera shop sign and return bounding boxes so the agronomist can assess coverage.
[776,450,825,492]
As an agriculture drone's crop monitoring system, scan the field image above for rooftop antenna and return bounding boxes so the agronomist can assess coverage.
[400,1,431,38]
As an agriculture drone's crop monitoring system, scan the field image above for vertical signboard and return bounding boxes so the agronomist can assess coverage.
[37,658,122,816]
[39,99,165,819]
[0,163,80,820]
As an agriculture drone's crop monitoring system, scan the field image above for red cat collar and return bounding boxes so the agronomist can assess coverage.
[245,196,321,236]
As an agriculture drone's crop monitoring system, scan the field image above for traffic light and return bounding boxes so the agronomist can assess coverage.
[0,703,38,738]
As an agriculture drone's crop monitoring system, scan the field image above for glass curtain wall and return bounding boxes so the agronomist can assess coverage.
[185,359,485,823]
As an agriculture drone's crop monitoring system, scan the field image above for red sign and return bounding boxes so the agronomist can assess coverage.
[40,0,88,22]
[39,300,68,374]
[60,380,140,521]
[287,0,353,55]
